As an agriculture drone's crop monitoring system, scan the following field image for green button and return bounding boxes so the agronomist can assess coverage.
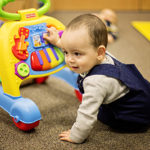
[17,63,29,77]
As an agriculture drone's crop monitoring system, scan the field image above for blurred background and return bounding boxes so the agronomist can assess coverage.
[3,0,150,12]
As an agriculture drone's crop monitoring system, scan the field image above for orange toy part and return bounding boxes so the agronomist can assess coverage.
[39,49,51,70]
[12,27,29,60]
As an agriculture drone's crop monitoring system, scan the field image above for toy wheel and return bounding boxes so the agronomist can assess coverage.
[12,117,40,131]
[35,76,49,84]
[74,89,82,102]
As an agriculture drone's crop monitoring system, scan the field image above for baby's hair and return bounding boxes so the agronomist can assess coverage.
[66,14,108,48]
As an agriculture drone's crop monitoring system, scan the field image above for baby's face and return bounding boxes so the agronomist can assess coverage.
[61,27,100,74]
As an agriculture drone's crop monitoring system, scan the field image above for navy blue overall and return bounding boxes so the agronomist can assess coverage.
[77,56,150,131]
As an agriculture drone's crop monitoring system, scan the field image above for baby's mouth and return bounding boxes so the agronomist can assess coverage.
[70,66,79,70]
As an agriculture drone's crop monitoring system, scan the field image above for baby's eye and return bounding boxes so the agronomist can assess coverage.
[74,52,81,56]
[63,51,68,55]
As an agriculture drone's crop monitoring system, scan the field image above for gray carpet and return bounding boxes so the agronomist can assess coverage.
[0,11,150,150]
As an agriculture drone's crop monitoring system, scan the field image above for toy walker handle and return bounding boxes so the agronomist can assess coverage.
[37,0,50,17]
[0,0,50,20]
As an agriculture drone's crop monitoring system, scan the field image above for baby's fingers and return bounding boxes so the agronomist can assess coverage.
[59,137,71,142]
[59,132,67,138]
[59,135,73,143]
[46,27,57,34]
[43,33,49,40]
[59,130,70,136]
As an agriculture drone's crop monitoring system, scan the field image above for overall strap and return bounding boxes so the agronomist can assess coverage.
[78,55,150,94]
[77,62,122,94]
[87,57,150,93]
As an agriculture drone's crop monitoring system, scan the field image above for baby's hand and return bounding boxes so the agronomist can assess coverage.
[43,27,61,47]
[59,130,74,143]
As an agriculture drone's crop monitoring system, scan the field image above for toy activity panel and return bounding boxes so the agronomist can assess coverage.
[13,23,65,79]
[0,1,66,97]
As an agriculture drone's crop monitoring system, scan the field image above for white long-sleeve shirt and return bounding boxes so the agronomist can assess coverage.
[70,54,129,143]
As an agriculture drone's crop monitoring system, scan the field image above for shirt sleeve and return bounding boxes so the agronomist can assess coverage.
[70,75,107,143]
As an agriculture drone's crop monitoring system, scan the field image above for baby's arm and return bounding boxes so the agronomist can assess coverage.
[43,27,62,48]
[69,76,107,143]
[58,76,105,143]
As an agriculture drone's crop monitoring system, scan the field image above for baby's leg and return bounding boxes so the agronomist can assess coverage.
[98,105,149,132]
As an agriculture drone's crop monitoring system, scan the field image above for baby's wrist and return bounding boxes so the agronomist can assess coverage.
[55,38,62,48]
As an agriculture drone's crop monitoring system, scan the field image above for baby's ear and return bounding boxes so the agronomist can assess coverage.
[97,45,106,61]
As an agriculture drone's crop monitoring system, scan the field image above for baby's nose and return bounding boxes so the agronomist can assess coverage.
[67,56,74,63]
